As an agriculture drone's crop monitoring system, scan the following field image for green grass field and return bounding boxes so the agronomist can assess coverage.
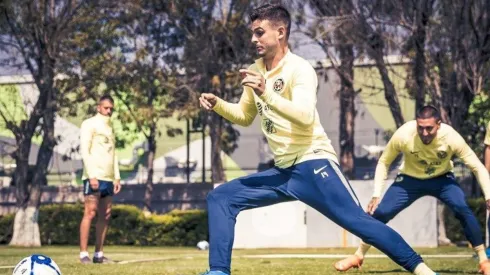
[0,246,483,275]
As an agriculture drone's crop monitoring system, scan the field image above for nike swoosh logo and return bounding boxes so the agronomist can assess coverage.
[314,165,328,174]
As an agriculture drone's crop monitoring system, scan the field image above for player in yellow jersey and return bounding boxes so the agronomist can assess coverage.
[198,4,439,275]
[335,105,490,275]
[79,95,121,264]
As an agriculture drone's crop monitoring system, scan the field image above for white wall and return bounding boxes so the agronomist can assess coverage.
[233,180,437,248]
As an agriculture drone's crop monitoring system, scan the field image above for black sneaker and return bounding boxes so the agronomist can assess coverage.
[80,256,91,264]
[93,256,113,264]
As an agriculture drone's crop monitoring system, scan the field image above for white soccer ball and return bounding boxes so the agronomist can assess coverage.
[12,254,61,275]
[196,240,209,250]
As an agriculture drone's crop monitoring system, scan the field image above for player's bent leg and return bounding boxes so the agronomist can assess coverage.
[206,167,294,275]
[438,179,484,248]
[288,159,432,274]
[437,177,490,274]
[335,176,422,271]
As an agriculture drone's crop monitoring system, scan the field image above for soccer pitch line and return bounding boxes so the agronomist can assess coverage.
[116,256,195,264]
[242,254,474,259]
[0,256,198,269]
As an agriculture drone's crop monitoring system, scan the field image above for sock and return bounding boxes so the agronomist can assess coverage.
[79,251,89,259]
[94,251,103,258]
[354,241,371,258]
[475,245,488,263]
[413,263,436,275]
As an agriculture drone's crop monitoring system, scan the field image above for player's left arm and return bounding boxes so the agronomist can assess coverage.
[113,152,121,194]
[241,64,317,127]
[452,132,490,202]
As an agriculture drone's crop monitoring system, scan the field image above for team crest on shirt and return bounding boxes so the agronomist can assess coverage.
[263,118,276,134]
[425,166,436,175]
[437,151,448,159]
[273,78,285,93]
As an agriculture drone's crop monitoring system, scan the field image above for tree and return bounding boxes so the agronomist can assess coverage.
[399,0,435,111]
[301,0,358,178]
[425,0,490,130]
[109,1,193,211]
[0,0,128,246]
[165,0,257,183]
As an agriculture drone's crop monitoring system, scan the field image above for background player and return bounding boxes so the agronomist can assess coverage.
[335,105,490,275]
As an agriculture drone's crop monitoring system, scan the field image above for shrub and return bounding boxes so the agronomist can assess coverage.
[0,204,208,246]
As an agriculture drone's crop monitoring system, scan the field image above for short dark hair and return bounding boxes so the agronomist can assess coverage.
[99,94,114,104]
[250,3,291,39]
[416,105,441,121]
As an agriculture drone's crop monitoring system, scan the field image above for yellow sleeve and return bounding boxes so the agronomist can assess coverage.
[114,155,121,180]
[452,131,490,200]
[485,122,490,145]
[372,131,403,197]
[259,64,316,127]
[80,120,96,179]
[213,88,257,127]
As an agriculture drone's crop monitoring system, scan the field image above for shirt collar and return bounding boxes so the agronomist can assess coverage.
[96,112,111,124]
[254,49,292,77]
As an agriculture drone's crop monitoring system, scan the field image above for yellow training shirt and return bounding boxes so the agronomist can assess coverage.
[213,50,337,168]
[373,120,490,200]
[80,113,121,181]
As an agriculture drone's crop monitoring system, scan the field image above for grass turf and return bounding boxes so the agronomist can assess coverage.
[0,246,482,275]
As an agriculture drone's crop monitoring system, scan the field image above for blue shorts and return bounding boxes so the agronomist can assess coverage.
[83,179,114,198]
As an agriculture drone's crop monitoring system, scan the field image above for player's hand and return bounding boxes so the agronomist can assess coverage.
[200,93,217,111]
[89,178,99,191]
[113,179,121,194]
[239,69,265,96]
[486,199,490,210]
[367,197,381,215]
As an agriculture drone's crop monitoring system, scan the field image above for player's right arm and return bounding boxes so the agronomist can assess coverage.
[200,88,257,127]
[80,120,98,189]
[366,133,402,214]
[372,130,403,197]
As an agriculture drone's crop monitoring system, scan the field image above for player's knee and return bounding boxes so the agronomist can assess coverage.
[372,208,393,224]
[83,209,97,220]
[206,180,238,206]
[102,208,112,221]
[206,189,226,206]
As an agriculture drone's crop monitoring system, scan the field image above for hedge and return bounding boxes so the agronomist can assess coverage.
[1,198,487,246]
[0,204,208,246]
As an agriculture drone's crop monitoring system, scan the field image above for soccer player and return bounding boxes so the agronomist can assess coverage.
[198,4,439,275]
[79,94,122,264]
[335,105,490,274]
[484,121,490,256]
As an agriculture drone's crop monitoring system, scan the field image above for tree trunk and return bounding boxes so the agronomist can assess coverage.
[209,112,226,183]
[363,30,405,128]
[144,127,156,213]
[12,137,32,204]
[11,91,57,247]
[373,54,405,128]
[412,9,429,112]
[338,43,356,179]
[411,0,434,113]
[431,53,474,130]
[9,206,41,247]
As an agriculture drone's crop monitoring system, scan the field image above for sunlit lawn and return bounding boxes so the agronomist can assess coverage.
[0,246,483,275]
